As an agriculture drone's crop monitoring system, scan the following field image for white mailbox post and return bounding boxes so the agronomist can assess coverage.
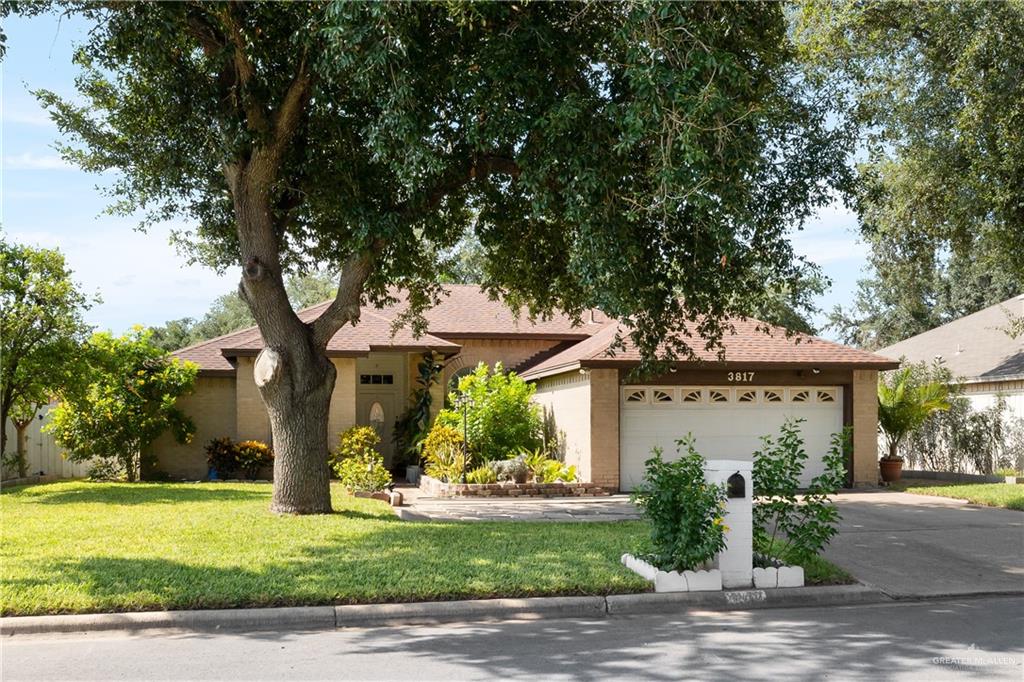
[704,459,753,589]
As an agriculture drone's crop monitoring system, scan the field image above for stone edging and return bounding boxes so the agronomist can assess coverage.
[0,585,889,636]
[419,474,610,498]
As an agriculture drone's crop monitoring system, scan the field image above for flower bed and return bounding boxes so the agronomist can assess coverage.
[419,474,610,498]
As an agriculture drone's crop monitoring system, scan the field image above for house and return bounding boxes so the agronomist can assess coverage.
[879,294,1024,420]
[157,285,897,489]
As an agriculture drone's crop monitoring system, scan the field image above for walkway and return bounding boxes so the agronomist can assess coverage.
[396,488,640,522]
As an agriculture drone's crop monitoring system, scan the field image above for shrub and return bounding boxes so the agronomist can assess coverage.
[630,437,728,573]
[519,448,577,482]
[205,437,239,478]
[466,465,497,484]
[333,426,380,462]
[422,424,467,483]
[489,455,528,483]
[437,362,542,462]
[206,437,273,480]
[752,419,848,565]
[235,440,273,479]
[336,451,392,493]
[901,365,1024,474]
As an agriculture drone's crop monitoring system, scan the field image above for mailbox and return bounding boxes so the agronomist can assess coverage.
[727,471,746,499]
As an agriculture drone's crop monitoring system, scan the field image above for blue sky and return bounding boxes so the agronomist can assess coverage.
[2,12,869,339]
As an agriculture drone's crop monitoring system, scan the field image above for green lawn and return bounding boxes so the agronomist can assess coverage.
[894,481,1024,510]
[0,481,650,616]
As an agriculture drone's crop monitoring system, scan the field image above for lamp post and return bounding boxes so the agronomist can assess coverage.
[455,392,473,483]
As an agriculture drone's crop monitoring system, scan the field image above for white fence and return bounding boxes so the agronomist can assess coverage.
[2,405,90,481]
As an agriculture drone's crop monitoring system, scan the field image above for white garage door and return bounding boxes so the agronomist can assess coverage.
[619,385,844,491]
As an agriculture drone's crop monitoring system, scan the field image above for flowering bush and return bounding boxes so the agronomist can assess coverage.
[630,437,728,572]
[205,437,273,479]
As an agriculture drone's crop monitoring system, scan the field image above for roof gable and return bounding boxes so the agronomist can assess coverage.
[520,318,899,380]
[878,295,1024,382]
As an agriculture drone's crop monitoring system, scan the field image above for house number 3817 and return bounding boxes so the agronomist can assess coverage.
[727,371,755,382]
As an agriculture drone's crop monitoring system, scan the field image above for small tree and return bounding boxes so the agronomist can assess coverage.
[47,328,198,481]
[752,420,848,564]
[0,239,93,476]
[878,367,951,462]
[437,362,542,462]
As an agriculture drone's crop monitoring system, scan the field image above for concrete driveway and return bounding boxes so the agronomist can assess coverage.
[824,491,1024,598]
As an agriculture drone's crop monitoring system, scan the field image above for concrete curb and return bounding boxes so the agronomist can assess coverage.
[0,585,890,637]
[605,584,888,615]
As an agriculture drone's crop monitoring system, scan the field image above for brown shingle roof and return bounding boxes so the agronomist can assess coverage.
[372,284,609,338]
[878,295,1024,383]
[173,285,602,374]
[519,318,899,380]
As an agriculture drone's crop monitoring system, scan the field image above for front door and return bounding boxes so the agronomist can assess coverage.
[355,354,405,467]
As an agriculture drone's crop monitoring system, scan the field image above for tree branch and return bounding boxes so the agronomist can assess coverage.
[310,241,386,348]
[400,153,521,218]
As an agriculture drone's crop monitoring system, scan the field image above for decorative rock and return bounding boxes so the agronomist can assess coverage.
[654,570,689,593]
[388,491,403,507]
[777,566,805,588]
[683,569,723,592]
[752,566,778,589]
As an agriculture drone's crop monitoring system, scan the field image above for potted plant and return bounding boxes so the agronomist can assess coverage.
[877,368,951,483]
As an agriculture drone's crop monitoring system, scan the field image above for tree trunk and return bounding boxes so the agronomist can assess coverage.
[15,419,30,478]
[257,341,337,514]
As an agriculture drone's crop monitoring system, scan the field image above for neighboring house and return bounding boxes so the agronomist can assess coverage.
[879,295,1024,420]
[159,285,897,489]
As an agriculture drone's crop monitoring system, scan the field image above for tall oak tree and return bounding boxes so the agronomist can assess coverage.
[16,1,847,512]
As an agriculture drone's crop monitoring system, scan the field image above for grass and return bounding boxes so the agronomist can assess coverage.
[0,481,650,616]
[754,538,854,586]
[890,480,1024,511]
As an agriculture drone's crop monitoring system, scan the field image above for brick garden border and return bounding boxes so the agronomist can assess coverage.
[418,474,610,498]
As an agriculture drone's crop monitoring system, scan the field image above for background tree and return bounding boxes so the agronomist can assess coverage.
[828,254,1019,349]
[23,2,848,513]
[0,238,92,476]
[149,270,340,351]
[796,1,1024,345]
[47,328,197,482]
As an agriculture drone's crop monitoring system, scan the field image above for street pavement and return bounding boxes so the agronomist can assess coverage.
[825,491,1024,598]
[2,597,1021,681]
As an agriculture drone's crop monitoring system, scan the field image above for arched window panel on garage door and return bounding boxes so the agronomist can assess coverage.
[762,388,784,403]
[789,389,810,403]
[650,388,676,405]
[736,389,758,404]
[680,387,703,404]
[708,388,731,403]
[623,388,648,404]
[816,388,837,403]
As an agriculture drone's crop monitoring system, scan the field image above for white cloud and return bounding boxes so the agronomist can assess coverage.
[2,107,56,128]
[3,152,73,170]
[8,221,236,333]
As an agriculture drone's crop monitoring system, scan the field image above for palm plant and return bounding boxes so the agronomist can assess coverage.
[878,368,952,461]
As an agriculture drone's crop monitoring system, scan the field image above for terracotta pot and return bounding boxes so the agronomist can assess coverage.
[879,458,903,483]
